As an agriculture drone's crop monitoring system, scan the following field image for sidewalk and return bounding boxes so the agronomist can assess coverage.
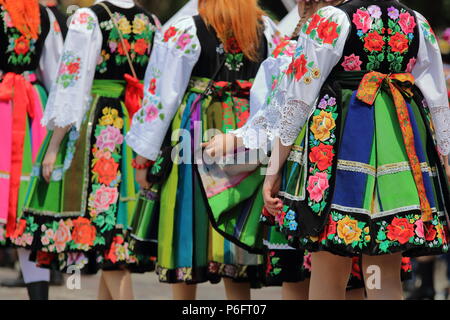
[0,267,282,300]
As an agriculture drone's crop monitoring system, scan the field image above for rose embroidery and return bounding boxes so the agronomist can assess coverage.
[309,143,335,171]
[95,126,123,152]
[91,186,119,212]
[341,54,363,71]
[71,217,96,246]
[306,172,330,202]
[398,12,416,35]
[353,9,373,33]
[386,217,414,245]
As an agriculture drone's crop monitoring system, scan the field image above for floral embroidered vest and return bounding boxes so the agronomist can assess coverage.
[334,0,420,74]
[0,5,50,75]
[191,15,268,81]
[91,2,158,80]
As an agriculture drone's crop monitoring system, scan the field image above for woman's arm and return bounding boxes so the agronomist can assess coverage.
[42,126,71,182]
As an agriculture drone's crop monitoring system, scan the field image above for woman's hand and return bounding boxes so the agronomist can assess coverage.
[202,133,240,159]
[262,172,283,216]
[135,155,152,190]
[42,126,70,183]
[42,146,58,183]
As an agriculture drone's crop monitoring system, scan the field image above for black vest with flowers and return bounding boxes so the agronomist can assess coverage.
[333,0,420,74]
[191,15,268,81]
[0,5,50,75]
[90,2,157,80]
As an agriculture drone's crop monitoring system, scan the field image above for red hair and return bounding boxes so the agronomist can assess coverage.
[198,0,265,62]
[0,0,40,39]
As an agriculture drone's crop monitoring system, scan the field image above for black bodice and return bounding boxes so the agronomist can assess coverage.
[90,1,158,80]
[0,5,50,75]
[333,0,420,74]
[191,15,268,81]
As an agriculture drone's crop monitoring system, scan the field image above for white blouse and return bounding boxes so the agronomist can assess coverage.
[233,6,450,156]
[42,1,160,131]
[36,7,64,91]
[126,15,280,161]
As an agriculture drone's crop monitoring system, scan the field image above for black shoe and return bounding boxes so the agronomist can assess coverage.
[50,270,64,286]
[0,273,26,288]
[26,281,49,300]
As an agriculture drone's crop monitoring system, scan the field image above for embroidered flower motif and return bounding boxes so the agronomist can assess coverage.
[405,57,416,73]
[96,126,123,152]
[341,54,363,71]
[148,78,156,95]
[309,143,335,171]
[389,32,409,54]
[310,111,336,141]
[177,33,192,50]
[306,172,330,202]
[54,220,72,253]
[386,217,414,245]
[14,36,30,55]
[71,217,96,246]
[353,9,373,33]
[367,5,382,19]
[337,216,362,245]
[118,39,131,56]
[306,13,323,35]
[134,38,149,55]
[91,186,119,213]
[145,105,159,122]
[92,157,119,186]
[364,31,385,52]
[164,26,177,42]
[317,20,339,45]
[132,16,147,34]
[117,17,132,34]
[57,52,82,89]
[387,7,400,20]
[286,54,308,81]
[398,11,416,35]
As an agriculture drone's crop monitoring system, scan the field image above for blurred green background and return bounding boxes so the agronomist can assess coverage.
[61,0,450,30]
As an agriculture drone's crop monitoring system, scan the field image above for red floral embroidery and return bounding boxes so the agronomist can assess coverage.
[306,14,323,35]
[389,33,409,54]
[386,217,414,244]
[134,38,149,55]
[92,157,119,186]
[286,54,308,81]
[364,31,385,52]
[309,143,335,171]
[317,20,340,45]
[117,39,131,56]
[14,36,30,55]
[148,78,156,95]
[71,217,96,246]
[163,26,177,42]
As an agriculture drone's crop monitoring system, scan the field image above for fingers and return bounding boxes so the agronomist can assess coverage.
[42,163,53,183]
[262,186,283,216]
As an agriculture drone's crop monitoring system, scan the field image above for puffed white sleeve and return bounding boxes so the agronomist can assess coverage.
[412,12,450,156]
[233,6,350,153]
[41,8,102,130]
[249,39,297,118]
[126,17,201,161]
[37,8,64,91]
[262,15,285,55]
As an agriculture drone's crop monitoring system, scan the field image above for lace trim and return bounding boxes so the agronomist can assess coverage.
[429,105,450,155]
[287,146,305,163]
[330,204,439,219]
[337,160,435,177]
[233,89,313,152]
[263,240,295,250]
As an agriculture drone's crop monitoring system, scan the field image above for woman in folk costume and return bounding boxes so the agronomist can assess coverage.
[10,0,160,300]
[211,0,450,299]
[0,0,63,299]
[125,0,279,300]
[205,0,413,300]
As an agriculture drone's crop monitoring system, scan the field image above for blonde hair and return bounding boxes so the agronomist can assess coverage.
[291,0,345,38]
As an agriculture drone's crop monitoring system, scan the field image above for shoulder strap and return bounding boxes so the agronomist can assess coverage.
[98,2,137,79]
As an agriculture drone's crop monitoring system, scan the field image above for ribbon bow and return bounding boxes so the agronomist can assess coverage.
[124,73,144,121]
[356,71,432,222]
[0,72,39,237]
[212,80,252,98]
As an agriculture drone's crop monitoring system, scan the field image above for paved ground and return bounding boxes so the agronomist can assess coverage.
[0,266,281,300]
[0,258,448,300]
